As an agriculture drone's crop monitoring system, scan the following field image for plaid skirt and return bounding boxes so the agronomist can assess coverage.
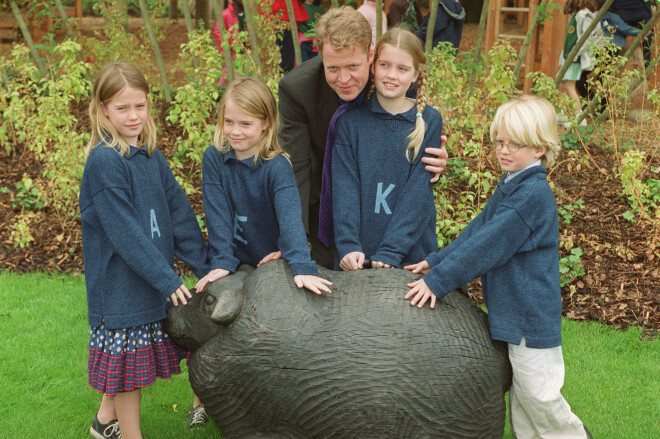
[88,320,190,396]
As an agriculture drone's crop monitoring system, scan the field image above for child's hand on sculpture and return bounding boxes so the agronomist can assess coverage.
[404,278,436,309]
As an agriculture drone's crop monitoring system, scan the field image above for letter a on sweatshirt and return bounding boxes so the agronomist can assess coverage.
[150,209,161,238]
[374,183,395,214]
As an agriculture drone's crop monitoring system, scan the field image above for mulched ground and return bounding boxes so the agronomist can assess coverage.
[1,20,657,337]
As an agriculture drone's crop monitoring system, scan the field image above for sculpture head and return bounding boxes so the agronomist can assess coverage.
[165,266,253,351]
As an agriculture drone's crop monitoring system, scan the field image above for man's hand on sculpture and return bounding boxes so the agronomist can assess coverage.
[339,251,365,271]
[423,134,448,183]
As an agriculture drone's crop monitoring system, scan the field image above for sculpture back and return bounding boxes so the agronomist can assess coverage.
[167,260,512,438]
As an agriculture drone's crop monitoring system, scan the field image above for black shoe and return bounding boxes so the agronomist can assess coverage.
[90,415,122,439]
[187,405,208,428]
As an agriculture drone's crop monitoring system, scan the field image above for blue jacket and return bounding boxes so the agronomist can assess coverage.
[601,12,640,47]
[415,0,465,52]
[202,147,317,276]
[332,97,441,268]
[423,166,562,348]
[80,143,209,329]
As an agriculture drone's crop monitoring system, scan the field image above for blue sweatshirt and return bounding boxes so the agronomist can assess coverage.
[79,143,209,329]
[202,147,317,276]
[415,0,466,52]
[332,96,441,268]
[423,166,562,348]
[601,12,640,47]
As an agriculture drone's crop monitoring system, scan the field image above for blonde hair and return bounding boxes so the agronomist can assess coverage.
[372,27,428,162]
[490,95,561,168]
[86,62,157,157]
[213,77,287,164]
[315,6,372,56]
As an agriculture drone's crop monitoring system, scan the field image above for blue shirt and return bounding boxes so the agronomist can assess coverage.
[79,143,209,329]
[332,96,442,268]
[202,147,317,276]
[423,166,562,348]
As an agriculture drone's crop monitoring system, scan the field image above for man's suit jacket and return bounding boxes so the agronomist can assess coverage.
[278,56,340,268]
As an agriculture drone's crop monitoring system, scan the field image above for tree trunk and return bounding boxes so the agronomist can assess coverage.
[512,0,549,82]
[53,0,93,83]
[375,0,383,42]
[285,0,302,68]
[424,0,439,55]
[109,0,129,31]
[169,0,179,19]
[467,0,490,96]
[196,0,211,29]
[138,0,171,102]
[243,0,263,76]
[8,0,45,75]
[181,0,200,69]
[212,0,235,81]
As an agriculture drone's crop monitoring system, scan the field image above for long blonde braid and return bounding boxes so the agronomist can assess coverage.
[406,69,427,162]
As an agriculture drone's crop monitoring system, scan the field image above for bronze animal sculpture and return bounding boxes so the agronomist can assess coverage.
[166,260,512,438]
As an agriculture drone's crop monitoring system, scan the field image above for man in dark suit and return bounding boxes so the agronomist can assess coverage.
[278,6,448,269]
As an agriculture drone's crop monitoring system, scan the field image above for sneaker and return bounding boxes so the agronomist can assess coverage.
[187,404,208,428]
[584,425,593,439]
[90,415,122,439]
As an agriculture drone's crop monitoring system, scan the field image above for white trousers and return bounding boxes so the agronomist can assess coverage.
[508,338,588,439]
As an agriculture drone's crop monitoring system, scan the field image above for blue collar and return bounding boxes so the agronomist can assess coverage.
[100,134,148,158]
[220,149,263,170]
[498,165,547,193]
[369,95,418,121]
[504,160,542,183]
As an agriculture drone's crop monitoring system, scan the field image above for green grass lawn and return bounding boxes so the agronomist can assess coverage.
[0,271,658,438]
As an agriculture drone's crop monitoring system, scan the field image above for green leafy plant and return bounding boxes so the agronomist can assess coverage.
[9,212,36,248]
[79,0,155,78]
[2,175,46,211]
[619,149,656,223]
[1,40,88,233]
[559,247,586,287]
[558,199,585,225]
[426,42,516,246]
[166,26,224,194]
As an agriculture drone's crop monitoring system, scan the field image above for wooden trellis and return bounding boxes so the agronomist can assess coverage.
[485,0,568,92]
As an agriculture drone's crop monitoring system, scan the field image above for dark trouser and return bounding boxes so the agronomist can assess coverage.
[278,29,295,73]
[628,19,653,66]
[308,201,335,270]
[301,41,317,63]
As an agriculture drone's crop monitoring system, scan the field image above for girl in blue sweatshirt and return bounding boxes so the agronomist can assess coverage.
[404,95,591,439]
[332,27,443,271]
[195,77,332,295]
[80,62,210,438]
